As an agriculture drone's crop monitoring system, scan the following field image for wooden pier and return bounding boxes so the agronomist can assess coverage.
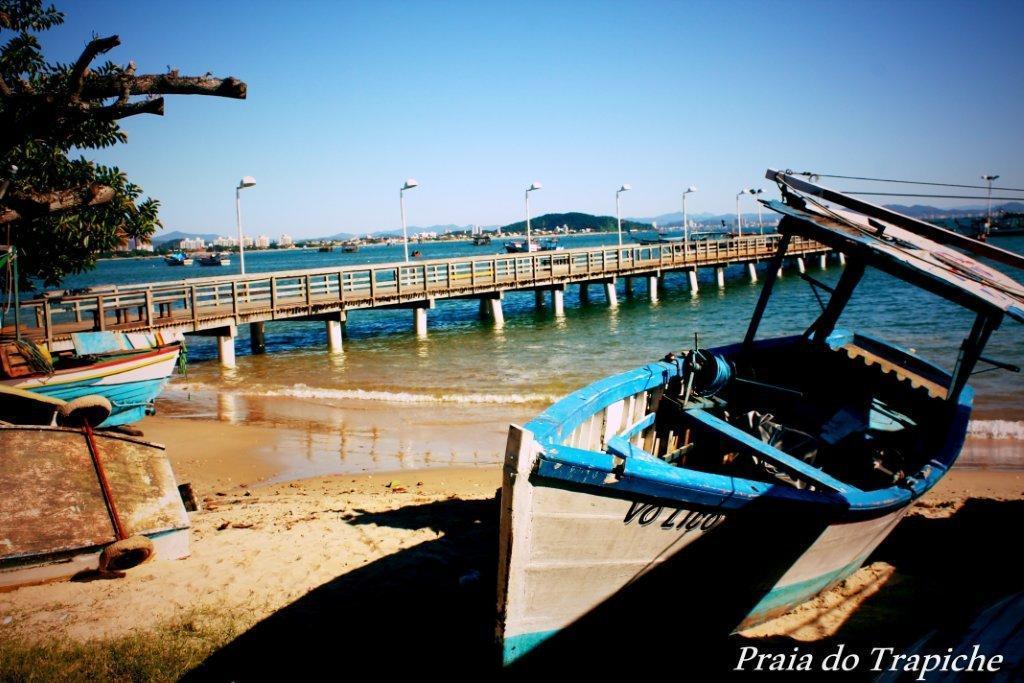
[3,234,832,367]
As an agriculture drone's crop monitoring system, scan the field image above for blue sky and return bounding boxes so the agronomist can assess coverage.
[39,0,1024,237]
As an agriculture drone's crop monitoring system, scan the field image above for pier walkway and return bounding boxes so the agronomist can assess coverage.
[4,234,833,367]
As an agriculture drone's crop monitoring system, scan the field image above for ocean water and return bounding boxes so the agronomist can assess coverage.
[64,234,1024,438]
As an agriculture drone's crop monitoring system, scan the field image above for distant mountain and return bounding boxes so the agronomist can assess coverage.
[500,212,651,234]
[632,211,771,227]
[151,230,221,245]
[882,202,1024,217]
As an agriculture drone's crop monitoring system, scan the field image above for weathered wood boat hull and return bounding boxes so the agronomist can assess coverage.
[0,345,180,427]
[0,426,190,589]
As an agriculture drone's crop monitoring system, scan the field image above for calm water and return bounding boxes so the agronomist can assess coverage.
[64,234,1024,429]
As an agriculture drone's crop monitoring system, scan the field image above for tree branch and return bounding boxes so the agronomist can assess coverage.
[93,96,164,120]
[68,35,121,98]
[0,183,115,225]
[82,73,247,100]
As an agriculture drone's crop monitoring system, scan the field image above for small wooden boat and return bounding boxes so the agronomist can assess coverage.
[0,332,182,428]
[0,416,190,589]
[342,241,359,253]
[163,252,193,266]
[318,245,334,252]
[473,234,492,246]
[197,253,230,266]
[496,169,1024,665]
[505,238,561,253]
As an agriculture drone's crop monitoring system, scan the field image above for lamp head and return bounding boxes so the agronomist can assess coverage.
[402,178,419,191]
[981,174,1000,182]
[528,181,542,192]
[238,176,256,189]
[618,184,631,193]
[685,185,697,193]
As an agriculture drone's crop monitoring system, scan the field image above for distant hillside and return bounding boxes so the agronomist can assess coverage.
[500,212,651,234]
[151,230,220,245]
[882,202,1024,217]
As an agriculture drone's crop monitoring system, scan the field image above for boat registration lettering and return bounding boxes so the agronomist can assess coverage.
[623,501,724,532]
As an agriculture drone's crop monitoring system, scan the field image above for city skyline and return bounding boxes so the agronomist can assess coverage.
[41,0,1024,239]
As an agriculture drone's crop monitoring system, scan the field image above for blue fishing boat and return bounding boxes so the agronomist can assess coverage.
[1,332,182,428]
[164,252,193,266]
[496,169,1024,666]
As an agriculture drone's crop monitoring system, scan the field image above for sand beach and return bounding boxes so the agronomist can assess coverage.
[2,390,1023,679]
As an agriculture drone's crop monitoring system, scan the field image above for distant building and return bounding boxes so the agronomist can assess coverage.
[254,234,270,249]
[212,236,236,248]
[180,237,205,251]
[278,233,294,248]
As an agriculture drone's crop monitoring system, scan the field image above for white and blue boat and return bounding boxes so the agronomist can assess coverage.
[1,331,182,428]
[496,170,1024,667]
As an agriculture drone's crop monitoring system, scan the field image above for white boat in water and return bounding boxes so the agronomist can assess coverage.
[496,169,1024,667]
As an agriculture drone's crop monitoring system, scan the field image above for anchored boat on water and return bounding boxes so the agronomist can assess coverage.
[0,331,182,428]
[496,169,1024,666]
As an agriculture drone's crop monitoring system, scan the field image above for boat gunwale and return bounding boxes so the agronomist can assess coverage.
[523,332,971,516]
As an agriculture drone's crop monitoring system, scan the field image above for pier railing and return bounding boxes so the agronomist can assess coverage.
[3,233,826,346]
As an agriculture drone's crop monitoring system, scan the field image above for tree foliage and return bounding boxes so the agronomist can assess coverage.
[0,0,245,288]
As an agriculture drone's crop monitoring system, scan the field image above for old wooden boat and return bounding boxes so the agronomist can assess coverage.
[197,253,230,266]
[0,331,181,428]
[496,169,1024,666]
[0,421,190,589]
[164,252,193,266]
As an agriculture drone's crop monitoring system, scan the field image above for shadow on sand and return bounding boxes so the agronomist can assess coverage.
[184,496,1024,679]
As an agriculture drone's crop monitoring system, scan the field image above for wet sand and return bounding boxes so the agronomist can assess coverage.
[2,401,1023,676]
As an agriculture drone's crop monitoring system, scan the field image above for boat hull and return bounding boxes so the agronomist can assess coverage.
[0,425,190,589]
[0,346,180,427]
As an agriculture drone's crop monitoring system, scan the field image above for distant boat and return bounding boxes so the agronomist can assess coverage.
[473,234,492,246]
[505,238,562,253]
[0,332,182,428]
[342,241,359,253]
[496,168,1024,665]
[163,252,193,266]
[318,245,334,252]
[197,253,230,266]
[0,413,190,588]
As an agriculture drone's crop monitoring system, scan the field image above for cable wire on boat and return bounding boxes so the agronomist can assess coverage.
[799,172,1024,193]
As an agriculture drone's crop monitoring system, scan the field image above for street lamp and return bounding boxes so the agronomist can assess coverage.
[751,188,764,234]
[616,184,631,246]
[682,185,697,248]
[400,178,419,261]
[525,181,542,251]
[235,176,256,274]
[981,174,999,238]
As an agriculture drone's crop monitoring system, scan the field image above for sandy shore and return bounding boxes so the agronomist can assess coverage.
[2,407,1023,677]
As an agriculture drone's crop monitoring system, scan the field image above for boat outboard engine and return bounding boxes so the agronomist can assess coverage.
[685,348,733,398]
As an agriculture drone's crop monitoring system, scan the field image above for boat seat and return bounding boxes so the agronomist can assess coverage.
[681,408,854,495]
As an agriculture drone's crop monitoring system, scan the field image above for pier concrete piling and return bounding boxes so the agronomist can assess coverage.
[552,287,565,317]
[648,275,659,303]
[624,277,634,297]
[249,321,266,354]
[715,267,725,288]
[688,269,699,294]
[535,290,545,308]
[413,307,428,337]
[604,279,618,308]
[579,283,590,304]
[819,254,828,270]
[327,319,344,353]
[797,257,807,274]
[747,263,758,283]
[481,293,505,328]
[217,325,237,369]
[839,252,847,266]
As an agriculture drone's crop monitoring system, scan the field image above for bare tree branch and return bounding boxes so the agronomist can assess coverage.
[82,73,247,100]
[67,35,121,99]
[0,183,115,225]
[93,96,164,120]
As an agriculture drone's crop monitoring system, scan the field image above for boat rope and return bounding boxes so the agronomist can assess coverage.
[83,420,128,541]
[799,172,1024,193]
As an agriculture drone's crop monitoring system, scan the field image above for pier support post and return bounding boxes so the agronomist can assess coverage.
[747,263,758,283]
[647,275,659,303]
[552,287,565,317]
[326,319,344,353]
[797,257,806,274]
[217,325,237,369]
[579,283,589,304]
[479,297,489,319]
[535,289,545,308]
[715,267,725,288]
[487,296,503,327]
[604,279,618,308]
[819,254,827,270]
[688,269,699,294]
[413,307,428,337]
[249,322,266,354]
[624,277,634,297]
[839,252,846,266]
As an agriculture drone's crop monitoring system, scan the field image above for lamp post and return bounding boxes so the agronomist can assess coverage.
[735,189,748,236]
[616,184,631,246]
[400,178,419,261]
[981,174,999,238]
[682,185,697,248]
[235,176,256,274]
[751,188,764,234]
[525,181,542,250]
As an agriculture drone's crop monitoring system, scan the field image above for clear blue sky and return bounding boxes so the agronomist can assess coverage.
[40,0,1024,238]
